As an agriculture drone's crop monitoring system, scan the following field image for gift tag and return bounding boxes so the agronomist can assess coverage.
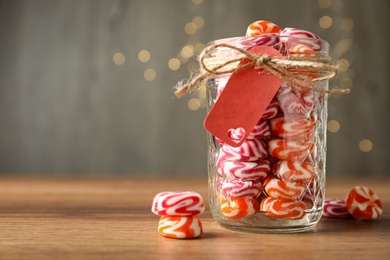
[204,45,283,147]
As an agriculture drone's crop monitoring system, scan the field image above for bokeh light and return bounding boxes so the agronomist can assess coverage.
[359,139,373,152]
[144,68,156,81]
[138,50,151,62]
[327,120,340,133]
[113,52,126,65]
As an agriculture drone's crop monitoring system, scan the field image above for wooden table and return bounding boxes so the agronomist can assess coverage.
[0,177,389,259]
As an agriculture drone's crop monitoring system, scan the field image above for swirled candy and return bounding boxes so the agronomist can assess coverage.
[288,44,315,57]
[268,138,313,160]
[345,186,383,220]
[280,27,322,50]
[270,115,315,140]
[221,179,263,198]
[228,120,271,140]
[152,191,205,216]
[263,176,306,200]
[219,196,260,219]
[277,83,315,115]
[246,20,281,36]
[323,199,352,219]
[221,139,268,161]
[274,160,315,183]
[216,156,270,180]
[262,100,279,120]
[158,216,203,239]
[260,197,307,219]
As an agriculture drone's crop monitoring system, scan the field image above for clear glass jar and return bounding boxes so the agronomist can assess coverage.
[207,35,330,233]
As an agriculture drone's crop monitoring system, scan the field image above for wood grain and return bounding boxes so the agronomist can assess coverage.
[0,177,389,259]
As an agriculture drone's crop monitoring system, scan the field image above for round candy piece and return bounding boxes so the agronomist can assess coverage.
[246,20,281,36]
[152,191,205,216]
[263,176,306,200]
[221,139,268,161]
[345,186,383,220]
[216,156,270,180]
[221,179,264,199]
[270,115,315,140]
[260,197,307,219]
[280,27,322,50]
[219,196,260,219]
[288,44,315,57]
[274,160,315,183]
[323,198,352,219]
[268,137,313,160]
[276,83,315,115]
[158,216,203,239]
[228,120,271,140]
[262,100,279,120]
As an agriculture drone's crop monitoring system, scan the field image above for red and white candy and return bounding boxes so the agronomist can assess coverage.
[216,157,270,180]
[268,138,313,160]
[260,197,307,219]
[246,20,282,36]
[219,196,260,219]
[274,160,315,183]
[228,120,271,140]
[152,191,205,216]
[158,216,203,239]
[345,186,383,220]
[277,83,315,115]
[280,27,322,51]
[262,100,279,120]
[221,179,263,198]
[270,115,315,140]
[264,176,306,200]
[221,139,268,161]
[323,199,352,219]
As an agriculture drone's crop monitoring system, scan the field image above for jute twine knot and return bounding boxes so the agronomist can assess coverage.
[174,43,351,97]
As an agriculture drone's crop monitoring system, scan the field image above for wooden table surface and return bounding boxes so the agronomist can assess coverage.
[0,176,389,260]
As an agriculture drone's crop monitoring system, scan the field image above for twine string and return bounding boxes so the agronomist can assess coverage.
[174,42,351,97]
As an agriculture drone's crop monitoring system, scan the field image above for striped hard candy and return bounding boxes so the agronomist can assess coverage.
[158,216,203,239]
[152,191,205,216]
[219,196,260,219]
[345,186,383,220]
[260,197,307,220]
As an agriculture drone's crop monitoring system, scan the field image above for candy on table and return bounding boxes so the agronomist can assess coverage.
[270,115,315,140]
[260,197,307,219]
[221,139,268,161]
[216,157,270,180]
[158,215,203,239]
[323,199,352,219]
[151,191,205,216]
[263,175,306,200]
[219,196,260,219]
[273,160,315,183]
[288,44,315,57]
[221,178,264,198]
[280,27,322,50]
[345,186,383,220]
[228,120,271,140]
[246,20,282,36]
[276,83,315,115]
[267,137,313,160]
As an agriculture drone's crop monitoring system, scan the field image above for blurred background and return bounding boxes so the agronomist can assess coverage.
[0,0,389,177]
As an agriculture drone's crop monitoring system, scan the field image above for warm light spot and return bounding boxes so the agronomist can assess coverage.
[340,18,354,31]
[319,16,333,29]
[339,77,353,89]
[113,52,126,65]
[138,50,151,62]
[333,39,353,57]
[181,45,194,59]
[185,22,197,35]
[199,98,207,108]
[194,42,205,55]
[198,83,207,98]
[168,58,181,71]
[192,0,203,5]
[144,69,156,81]
[188,98,200,111]
[359,139,373,152]
[192,16,204,29]
[318,0,332,8]
[327,120,340,133]
[337,59,350,71]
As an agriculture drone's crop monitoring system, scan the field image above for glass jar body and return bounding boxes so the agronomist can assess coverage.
[206,36,329,233]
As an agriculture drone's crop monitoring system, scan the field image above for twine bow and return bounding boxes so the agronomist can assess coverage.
[174,43,350,97]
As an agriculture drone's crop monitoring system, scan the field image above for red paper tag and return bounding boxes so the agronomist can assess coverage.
[204,45,283,147]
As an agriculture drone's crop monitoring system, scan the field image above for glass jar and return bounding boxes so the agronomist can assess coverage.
[206,35,330,233]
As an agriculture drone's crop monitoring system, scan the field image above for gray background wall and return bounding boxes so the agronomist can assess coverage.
[0,0,389,177]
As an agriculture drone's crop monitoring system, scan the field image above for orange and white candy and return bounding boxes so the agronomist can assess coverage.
[260,197,307,219]
[288,44,315,57]
[158,216,203,239]
[274,160,315,183]
[268,137,313,160]
[263,176,306,200]
[270,115,315,140]
[345,186,383,220]
[246,20,281,36]
[219,196,260,219]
